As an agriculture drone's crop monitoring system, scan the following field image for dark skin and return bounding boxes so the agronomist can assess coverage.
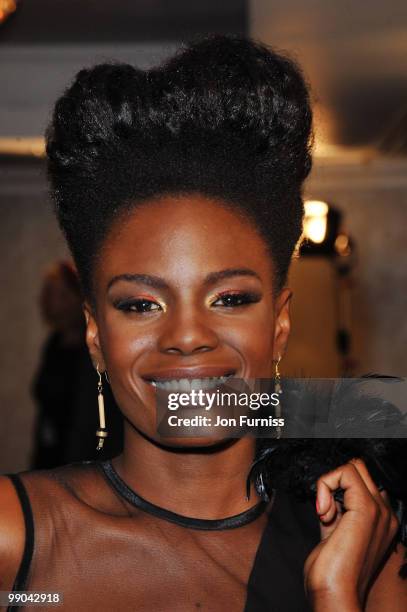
[83,194,405,610]
[0,194,405,609]
[86,194,289,518]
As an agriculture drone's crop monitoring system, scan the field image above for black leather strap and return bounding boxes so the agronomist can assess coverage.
[100,459,268,531]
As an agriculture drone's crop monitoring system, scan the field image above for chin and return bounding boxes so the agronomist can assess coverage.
[154,434,238,453]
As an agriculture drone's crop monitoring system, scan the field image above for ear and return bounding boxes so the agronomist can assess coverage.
[273,288,292,361]
[83,302,106,371]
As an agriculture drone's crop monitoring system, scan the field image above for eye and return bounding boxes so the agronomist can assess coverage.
[114,298,162,313]
[211,292,261,308]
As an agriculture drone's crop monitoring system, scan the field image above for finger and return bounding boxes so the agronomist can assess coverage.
[379,488,392,509]
[316,461,380,548]
[378,489,400,539]
[316,480,338,523]
[350,459,398,538]
[319,504,342,540]
[318,499,343,542]
[314,464,378,575]
[349,460,400,567]
[349,458,384,505]
[316,461,372,515]
[314,461,399,593]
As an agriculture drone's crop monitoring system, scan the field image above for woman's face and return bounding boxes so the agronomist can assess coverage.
[85,194,291,445]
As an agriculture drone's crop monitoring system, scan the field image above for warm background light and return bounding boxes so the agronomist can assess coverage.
[0,0,17,24]
[335,234,351,257]
[303,200,329,244]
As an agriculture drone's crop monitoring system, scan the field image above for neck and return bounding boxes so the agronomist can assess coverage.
[112,424,260,520]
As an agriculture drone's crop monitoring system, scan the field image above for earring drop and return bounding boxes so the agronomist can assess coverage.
[95,364,108,451]
[274,354,283,439]
[274,354,283,396]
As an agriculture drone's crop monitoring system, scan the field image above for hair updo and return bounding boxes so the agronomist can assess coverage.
[46,35,313,300]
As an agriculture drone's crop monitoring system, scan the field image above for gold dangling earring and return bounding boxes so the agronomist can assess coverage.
[95,364,108,451]
[274,354,283,396]
[274,354,283,439]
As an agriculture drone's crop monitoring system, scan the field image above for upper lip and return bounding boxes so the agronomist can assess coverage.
[142,366,237,381]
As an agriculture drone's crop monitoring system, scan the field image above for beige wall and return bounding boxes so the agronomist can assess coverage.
[249,0,407,147]
[299,156,407,378]
[0,163,67,473]
[284,257,342,377]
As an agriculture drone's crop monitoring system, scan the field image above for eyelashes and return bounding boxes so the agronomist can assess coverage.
[113,291,262,314]
[210,291,262,308]
[113,298,162,313]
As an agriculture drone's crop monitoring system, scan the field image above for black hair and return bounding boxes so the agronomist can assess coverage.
[46,35,313,299]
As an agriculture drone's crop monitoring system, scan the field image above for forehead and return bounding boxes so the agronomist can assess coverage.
[97,194,274,287]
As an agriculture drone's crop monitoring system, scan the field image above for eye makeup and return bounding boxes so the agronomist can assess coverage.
[112,294,166,314]
[210,290,262,308]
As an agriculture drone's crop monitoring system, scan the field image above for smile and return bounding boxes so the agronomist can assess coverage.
[147,376,233,392]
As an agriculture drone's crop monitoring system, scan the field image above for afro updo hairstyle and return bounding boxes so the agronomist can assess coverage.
[46,35,313,301]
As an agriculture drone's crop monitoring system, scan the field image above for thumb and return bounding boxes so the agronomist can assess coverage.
[319,504,342,540]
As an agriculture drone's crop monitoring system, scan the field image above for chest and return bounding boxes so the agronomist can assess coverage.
[27,517,267,612]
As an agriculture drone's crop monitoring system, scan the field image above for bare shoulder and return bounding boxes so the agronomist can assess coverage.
[0,475,25,591]
[366,541,407,611]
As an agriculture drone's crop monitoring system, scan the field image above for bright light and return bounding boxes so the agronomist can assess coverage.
[303,200,329,244]
[0,0,17,24]
[335,234,351,256]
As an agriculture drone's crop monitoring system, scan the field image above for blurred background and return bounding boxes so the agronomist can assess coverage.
[1,0,406,473]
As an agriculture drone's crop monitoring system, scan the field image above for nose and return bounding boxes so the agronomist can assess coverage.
[157,306,219,356]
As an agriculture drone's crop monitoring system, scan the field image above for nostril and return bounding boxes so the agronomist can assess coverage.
[164,345,214,356]
[157,321,219,355]
[164,347,183,355]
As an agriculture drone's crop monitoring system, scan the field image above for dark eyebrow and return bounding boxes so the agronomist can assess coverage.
[107,268,261,292]
[203,268,261,285]
[107,273,169,291]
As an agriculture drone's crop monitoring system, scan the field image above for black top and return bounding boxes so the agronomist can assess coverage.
[6,475,35,612]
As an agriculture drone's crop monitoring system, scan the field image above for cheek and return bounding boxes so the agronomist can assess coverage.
[222,307,276,377]
[97,314,154,387]
[97,316,158,431]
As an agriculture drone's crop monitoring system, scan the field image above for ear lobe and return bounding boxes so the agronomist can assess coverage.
[83,302,106,371]
[273,288,292,361]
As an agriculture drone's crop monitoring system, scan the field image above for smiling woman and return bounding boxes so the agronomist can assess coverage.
[86,193,285,451]
[0,35,406,612]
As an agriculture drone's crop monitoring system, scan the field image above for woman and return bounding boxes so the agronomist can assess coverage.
[1,36,406,611]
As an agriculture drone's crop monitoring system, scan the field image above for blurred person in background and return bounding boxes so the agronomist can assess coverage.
[31,260,122,468]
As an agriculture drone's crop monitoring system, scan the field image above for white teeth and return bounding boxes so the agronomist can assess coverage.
[149,376,232,392]
[177,379,191,392]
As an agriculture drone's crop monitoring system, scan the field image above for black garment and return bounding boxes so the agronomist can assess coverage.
[6,461,320,611]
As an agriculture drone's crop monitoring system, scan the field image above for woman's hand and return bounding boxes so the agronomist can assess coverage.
[304,458,400,611]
